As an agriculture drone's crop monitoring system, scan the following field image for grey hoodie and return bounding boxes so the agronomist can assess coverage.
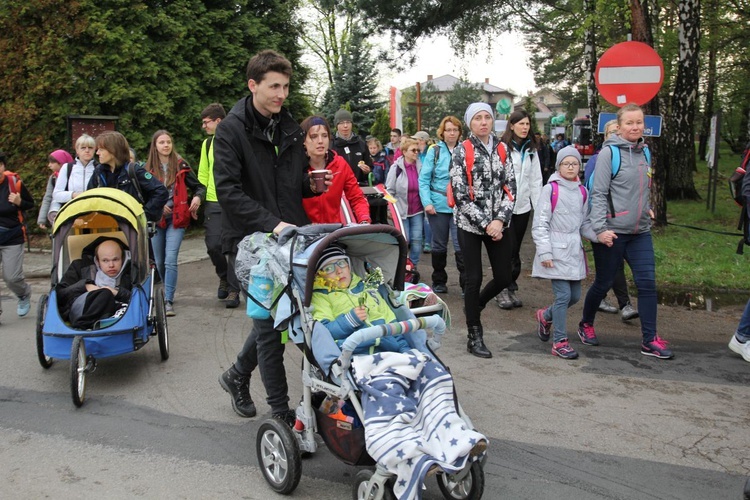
[588,134,652,235]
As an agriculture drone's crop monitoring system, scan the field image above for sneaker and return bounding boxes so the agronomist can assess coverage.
[17,294,31,317]
[432,283,448,294]
[621,303,639,321]
[598,298,618,314]
[729,335,750,363]
[423,245,432,254]
[272,408,297,427]
[495,289,514,310]
[217,279,229,300]
[508,290,523,308]
[535,309,551,342]
[552,340,579,359]
[218,366,257,418]
[641,335,674,359]
[225,291,240,309]
[165,301,176,317]
[577,322,600,346]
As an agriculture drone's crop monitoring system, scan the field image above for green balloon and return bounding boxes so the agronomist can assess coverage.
[496,98,511,115]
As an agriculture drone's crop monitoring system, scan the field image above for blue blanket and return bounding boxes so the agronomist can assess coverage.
[352,349,487,500]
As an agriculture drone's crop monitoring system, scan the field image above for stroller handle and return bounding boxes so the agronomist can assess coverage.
[336,315,446,372]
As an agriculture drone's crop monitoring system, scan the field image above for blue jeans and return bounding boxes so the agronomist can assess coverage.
[582,232,657,342]
[152,225,185,303]
[402,213,424,266]
[544,280,582,343]
[427,212,461,254]
[736,298,750,342]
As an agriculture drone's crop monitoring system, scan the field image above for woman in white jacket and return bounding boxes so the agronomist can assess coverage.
[497,110,543,310]
[532,146,594,360]
[50,134,97,220]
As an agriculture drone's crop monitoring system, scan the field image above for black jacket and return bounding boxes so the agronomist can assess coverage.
[0,173,34,246]
[213,96,314,253]
[332,133,373,185]
[88,162,169,222]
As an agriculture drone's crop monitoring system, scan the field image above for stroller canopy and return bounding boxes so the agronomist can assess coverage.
[51,188,149,284]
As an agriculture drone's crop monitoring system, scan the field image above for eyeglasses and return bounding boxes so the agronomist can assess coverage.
[201,118,215,126]
[408,148,420,153]
[320,259,350,275]
[559,161,580,169]
[338,120,352,125]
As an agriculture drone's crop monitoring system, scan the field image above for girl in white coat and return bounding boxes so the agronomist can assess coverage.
[532,146,595,359]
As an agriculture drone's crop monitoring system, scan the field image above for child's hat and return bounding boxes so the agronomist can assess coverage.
[316,244,348,272]
[555,146,582,170]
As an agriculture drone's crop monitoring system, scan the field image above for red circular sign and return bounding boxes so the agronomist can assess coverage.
[595,41,664,107]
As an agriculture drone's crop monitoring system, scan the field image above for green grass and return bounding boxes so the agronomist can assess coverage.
[650,144,746,290]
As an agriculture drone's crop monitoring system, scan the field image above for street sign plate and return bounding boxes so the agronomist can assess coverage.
[595,41,664,107]
[597,112,663,137]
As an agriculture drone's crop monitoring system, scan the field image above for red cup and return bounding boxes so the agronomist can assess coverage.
[311,170,329,193]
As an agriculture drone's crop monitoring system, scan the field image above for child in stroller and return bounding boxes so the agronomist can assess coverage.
[56,236,132,329]
[247,225,487,500]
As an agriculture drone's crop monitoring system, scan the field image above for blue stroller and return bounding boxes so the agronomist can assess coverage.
[237,224,486,499]
[35,188,169,407]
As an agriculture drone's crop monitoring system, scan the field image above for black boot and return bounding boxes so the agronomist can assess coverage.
[219,365,257,417]
[431,252,448,293]
[467,325,492,358]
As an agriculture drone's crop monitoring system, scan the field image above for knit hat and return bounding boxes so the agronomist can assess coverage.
[463,102,494,126]
[334,109,353,126]
[412,131,430,141]
[316,244,349,272]
[555,145,582,170]
[49,149,74,166]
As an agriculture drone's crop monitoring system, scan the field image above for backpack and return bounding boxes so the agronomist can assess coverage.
[729,148,750,207]
[549,181,587,213]
[3,171,27,242]
[447,139,513,208]
[584,144,651,192]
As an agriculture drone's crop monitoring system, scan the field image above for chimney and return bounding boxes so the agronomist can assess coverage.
[485,78,490,84]
[427,75,433,81]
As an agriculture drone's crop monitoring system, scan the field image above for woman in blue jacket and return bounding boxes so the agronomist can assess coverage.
[418,116,465,294]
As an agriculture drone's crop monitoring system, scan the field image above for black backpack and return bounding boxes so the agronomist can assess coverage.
[735,148,750,254]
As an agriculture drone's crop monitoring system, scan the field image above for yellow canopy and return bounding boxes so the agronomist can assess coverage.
[53,188,146,235]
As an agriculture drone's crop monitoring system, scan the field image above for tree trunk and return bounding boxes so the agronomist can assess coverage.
[583,0,600,148]
[698,0,717,161]
[666,0,701,200]
[630,0,667,226]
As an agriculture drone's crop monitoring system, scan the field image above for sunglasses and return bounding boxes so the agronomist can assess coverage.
[408,148,420,153]
[320,258,350,275]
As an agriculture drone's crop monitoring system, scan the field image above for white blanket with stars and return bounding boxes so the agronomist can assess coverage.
[352,349,487,500]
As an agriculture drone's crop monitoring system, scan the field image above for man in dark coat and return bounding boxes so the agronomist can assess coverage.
[331,108,374,185]
[213,49,326,422]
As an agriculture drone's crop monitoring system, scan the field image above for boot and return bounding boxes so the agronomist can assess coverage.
[431,252,448,293]
[467,325,492,358]
[218,365,257,417]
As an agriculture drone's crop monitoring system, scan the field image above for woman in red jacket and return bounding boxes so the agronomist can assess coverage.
[301,116,370,224]
[145,129,206,316]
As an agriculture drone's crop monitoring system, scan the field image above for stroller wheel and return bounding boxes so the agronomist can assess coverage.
[256,418,301,494]
[155,286,169,361]
[70,336,87,407]
[36,293,53,369]
[352,470,396,500]
[437,461,485,500]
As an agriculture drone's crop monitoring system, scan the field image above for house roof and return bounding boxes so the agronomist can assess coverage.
[416,74,513,96]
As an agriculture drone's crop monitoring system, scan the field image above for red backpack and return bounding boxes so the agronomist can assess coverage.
[3,171,26,241]
[447,139,513,208]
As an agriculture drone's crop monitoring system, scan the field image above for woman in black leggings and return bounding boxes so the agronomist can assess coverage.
[450,103,517,358]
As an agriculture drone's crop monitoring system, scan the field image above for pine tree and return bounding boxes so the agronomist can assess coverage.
[320,23,382,133]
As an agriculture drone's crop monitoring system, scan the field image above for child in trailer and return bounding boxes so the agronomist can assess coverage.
[309,243,487,500]
[532,146,595,359]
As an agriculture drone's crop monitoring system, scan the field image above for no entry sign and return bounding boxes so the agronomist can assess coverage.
[595,41,664,107]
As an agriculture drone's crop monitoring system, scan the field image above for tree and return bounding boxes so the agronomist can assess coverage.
[0,0,312,217]
[298,0,357,86]
[666,0,701,200]
[319,23,382,132]
[369,107,392,145]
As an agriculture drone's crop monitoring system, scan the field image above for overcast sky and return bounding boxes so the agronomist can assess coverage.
[380,32,537,99]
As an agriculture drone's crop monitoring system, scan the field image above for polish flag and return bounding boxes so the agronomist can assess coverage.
[390,87,402,130]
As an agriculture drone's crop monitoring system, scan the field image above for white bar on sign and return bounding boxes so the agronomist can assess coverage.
[599,66,661,84]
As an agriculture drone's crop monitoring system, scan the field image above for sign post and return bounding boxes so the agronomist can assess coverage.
[595,41,664,107]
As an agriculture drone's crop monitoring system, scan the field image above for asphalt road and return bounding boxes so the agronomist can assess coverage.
[1,236,749,499]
